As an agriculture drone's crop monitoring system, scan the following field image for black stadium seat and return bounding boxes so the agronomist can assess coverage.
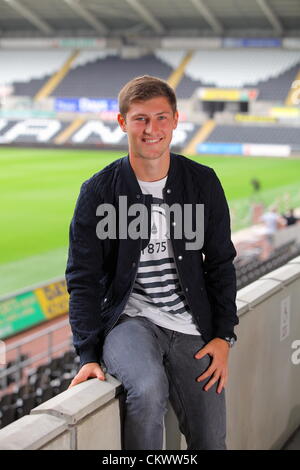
[41,386,54,402]
[0,404,17,428]
[59,377,72,393]
[0,348,79,427]
[0,392,17,407]
[18,383,34,398]
[236,241,300,289]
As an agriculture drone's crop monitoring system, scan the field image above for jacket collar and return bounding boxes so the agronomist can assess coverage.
[120,152,182,196]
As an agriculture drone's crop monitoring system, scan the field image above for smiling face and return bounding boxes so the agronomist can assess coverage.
[117,96,179,163]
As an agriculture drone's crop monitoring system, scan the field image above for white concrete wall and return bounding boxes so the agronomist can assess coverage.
[0,256,299,450]
[227,256,300,449]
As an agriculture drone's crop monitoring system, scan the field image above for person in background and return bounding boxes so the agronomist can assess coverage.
[282,208,300,226]
[260,205,285,254]
[250,178,261,193]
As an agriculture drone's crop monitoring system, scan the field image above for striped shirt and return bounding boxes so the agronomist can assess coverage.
[122,176,201,335]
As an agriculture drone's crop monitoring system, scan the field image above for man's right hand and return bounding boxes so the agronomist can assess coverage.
[68,362,106,389]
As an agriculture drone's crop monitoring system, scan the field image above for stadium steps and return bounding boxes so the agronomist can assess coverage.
[50,53,174,98]
[183,119,215,155]
[34,49,80,101]
[285,68,300,106]
[54,117,84,145]
[167,51,194,90]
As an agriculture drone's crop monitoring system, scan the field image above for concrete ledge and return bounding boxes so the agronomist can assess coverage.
[260,263,300,286]
[31,375,122,425]
[0,413,67,450]
[287,256,300,265]
[236,298,250,316]
[237,278,282,307]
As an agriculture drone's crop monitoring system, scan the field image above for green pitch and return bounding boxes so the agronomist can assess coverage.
[1,147,300,295]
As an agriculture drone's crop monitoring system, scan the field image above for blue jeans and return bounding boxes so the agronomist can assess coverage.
[102,315,227,450]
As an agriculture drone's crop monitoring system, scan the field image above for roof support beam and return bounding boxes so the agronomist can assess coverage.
[255,0,283,35]
[3,0,54,34]
[63,0,109,35]
[124,0,165,34]
[189,0,223,34]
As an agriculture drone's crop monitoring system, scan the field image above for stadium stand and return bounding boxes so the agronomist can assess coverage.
[157,49,300,99]
[0,49,72,88]
[0,349,78,429]
[14,52,198,101]
[235,240,300,289]
[11,53,174,99]
[204,124,300,149]
[53,53,176,99]
[5,48,299,102]
[246,61,300,102]
[0,354,28,389]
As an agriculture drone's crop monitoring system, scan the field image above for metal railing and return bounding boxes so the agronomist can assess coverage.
[0,317,73,393]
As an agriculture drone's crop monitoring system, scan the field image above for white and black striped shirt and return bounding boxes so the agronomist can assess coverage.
[122,176,201,335]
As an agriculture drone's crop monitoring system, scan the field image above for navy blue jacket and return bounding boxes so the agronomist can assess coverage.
[65,153,239,368]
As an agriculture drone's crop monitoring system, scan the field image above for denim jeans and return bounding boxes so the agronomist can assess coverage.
[102,314,227,450]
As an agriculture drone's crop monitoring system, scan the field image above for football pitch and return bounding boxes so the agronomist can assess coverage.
[1,146,300,296]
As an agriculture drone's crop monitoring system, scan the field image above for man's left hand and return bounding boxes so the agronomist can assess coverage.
[194,338,230,394]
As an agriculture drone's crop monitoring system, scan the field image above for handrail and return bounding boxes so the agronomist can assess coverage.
[0,317,73,392]
[4,317,69,353]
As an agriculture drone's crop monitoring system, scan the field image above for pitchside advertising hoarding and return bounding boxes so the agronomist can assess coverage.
[270,107,300,118]
[197,142,291,157]
[223,38,282,48]
[199,88,258,102]
[0,280,69,339]
[54,97,119,113]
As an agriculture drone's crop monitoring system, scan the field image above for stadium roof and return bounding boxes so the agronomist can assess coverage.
[0,0,299,39]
